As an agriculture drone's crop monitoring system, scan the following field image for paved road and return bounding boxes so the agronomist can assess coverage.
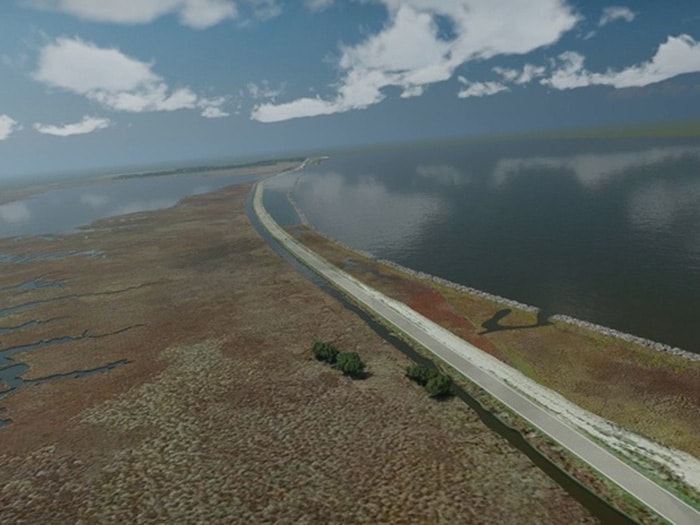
[253,178,700,525]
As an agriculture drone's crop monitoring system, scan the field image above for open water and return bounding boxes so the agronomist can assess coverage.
[265,137,700,353]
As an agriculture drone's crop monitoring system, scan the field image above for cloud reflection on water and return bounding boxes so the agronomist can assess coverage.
[493,145,700,188]
[297,171,446,255]
[0,202,31,224]
[112,198,178,216]
[80,192,109,209]
[415,164,470,185]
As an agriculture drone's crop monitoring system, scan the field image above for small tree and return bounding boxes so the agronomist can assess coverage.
[406,364,438,386]
[425,373,453,398]
[312,341,339,364]
[407,364,453,398]
[335,351,366,379]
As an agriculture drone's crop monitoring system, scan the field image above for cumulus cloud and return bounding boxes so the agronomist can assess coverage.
[0,115,20,140]
[493,63,546,84]
[26,0,237,29]
[542,34,700,89]
[241,0,282,22]
[457,76,509,98]
[246,81,285,100]
[599,6,635,27]
[252,0,579,122]
[34,115,111,136]
[198,96,229,118]
[33,37,228,118]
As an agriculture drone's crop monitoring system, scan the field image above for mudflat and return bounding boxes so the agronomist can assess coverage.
[0,183,595,523]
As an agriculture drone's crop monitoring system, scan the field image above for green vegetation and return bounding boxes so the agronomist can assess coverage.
[311,341,366,379]
[407,364,453,398]
[335,351,366,378]
[312,341,339,364]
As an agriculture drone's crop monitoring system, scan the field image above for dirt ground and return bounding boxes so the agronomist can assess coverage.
[0,183,596,523]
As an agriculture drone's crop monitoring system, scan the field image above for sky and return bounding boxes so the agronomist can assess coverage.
[0,0,699,180]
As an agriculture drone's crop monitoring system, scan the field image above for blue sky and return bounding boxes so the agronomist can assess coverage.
[0,0,699,180]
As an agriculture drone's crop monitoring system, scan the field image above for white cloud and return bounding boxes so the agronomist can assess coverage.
[543,34,700,90]
[34,115,111,136]
[252,69,388,122]
[252,0,579,122]
[0,202,31,224]
[541,51,590,89]
[400,85,424,98]
[33,37,227,117]
[305,0,334,12]
[494,63,547,84]
[457,76,508,98]
[26,0,237,29]
[599,6,635,27]
[252,95,344,122]
[246,81,284,100]
[241,0,282,22]
[0,115,20,140]
[199,97,230,118]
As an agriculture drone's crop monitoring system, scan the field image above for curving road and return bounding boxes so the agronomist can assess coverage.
[253,177,700,525]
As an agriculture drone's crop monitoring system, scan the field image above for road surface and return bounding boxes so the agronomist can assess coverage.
[253,177,700,525]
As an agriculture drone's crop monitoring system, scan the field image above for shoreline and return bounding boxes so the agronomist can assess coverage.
[255,173,700,522]
[284,172,698,362]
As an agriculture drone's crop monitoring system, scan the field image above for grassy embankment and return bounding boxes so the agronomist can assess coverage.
[287,226,700,461]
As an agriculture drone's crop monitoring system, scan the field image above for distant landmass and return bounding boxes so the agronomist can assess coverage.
[113,157,307,180]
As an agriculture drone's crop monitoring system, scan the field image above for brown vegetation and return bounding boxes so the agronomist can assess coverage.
[0,183,595,523]
[290,225,700,459]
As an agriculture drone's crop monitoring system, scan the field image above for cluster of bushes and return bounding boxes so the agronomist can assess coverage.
[312,341,366,379]
[406,364,453,398]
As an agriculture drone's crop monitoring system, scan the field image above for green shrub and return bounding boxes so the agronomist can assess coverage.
[406,364,438,386]
[425,373,453,398]
[335,351,366,378]
[407,364,453,398]
[312,341,339,364]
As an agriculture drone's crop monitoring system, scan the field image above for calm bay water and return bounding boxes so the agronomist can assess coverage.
[266,137,700,353]
[0,172,262,238]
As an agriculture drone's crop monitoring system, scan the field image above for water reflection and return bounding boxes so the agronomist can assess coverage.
[112,198,178,216]
[493,145,700,188]
[415,164,469,185]
[79,192,109,209]
[269,138,700,352]
[0,172,262,238]
[0,202,31,224]
[295,171,447,257]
